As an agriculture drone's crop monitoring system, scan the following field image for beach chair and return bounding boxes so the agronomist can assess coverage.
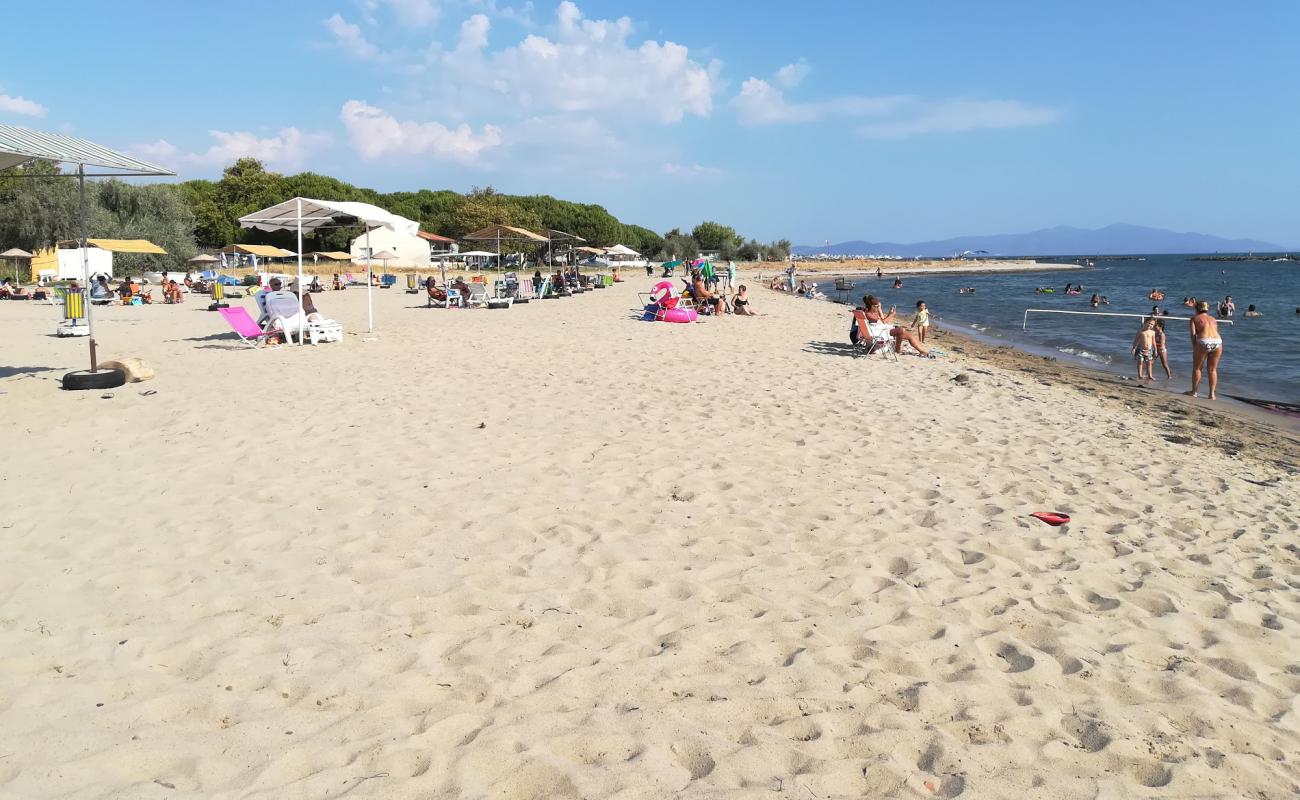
[444,288,463,308]
[264,290,342,344]
[516,277,534,303]
[405,274,420,294]
[381,274,397,289]
[217,307,282,348]
[466,282,489,307]
[851,319,898,361]
[56,289,89,337]
[345,272,363,286]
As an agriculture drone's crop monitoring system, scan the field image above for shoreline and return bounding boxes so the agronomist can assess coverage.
[774,259,1085,277]
[811,289,1300,436]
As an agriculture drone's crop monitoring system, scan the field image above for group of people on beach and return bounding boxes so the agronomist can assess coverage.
[1131,301,1224,399]
[849,295,934,357]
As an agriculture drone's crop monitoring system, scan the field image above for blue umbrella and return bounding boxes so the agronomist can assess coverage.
[200,269,218,280]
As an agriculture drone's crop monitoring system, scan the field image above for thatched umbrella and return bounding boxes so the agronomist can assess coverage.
[1,247,33,284]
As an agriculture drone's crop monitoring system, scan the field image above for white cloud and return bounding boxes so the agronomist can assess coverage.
[0,93,47,117]
[662,162,721,178]
[324,13,379,59]
[857,99,1062,139]
[773,60,809,88]
[458,13,491,51]
[733,77,908,125]
[369,0,440,26]
[437,1,717,124]
[340,99,502,162]
[134,129,331,170]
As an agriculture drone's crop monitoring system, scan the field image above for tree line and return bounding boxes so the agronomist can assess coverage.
[0,157,789,270]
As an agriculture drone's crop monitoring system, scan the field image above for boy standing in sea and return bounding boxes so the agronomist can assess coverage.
[1132,317,1157,382]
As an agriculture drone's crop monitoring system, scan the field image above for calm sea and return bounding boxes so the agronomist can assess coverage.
[836,255,1299,405]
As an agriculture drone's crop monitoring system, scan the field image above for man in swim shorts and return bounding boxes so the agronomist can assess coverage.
[1189,301,1223,400]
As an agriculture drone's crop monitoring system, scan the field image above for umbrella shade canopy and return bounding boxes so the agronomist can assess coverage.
[0,125,173,175]
[575,246,605,255]
[75,238,167,254]
[188,253,219,263]
[457,250,499,258]
[369,250,398,260]
[240,198,418,236]
[305,251,353,261]
[1,247,34,258]
[605,244,640,256]
[462,225,548,243]
[220,244,295,257]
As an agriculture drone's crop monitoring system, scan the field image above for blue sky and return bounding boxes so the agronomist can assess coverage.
[4,1,1297,245]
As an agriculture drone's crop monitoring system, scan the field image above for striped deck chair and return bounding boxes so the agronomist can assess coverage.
[405,274,420,293]
[208,280,230,310]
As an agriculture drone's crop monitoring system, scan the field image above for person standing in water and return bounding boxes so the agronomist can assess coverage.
[1132,317,1157,382]
[1189,301,1224,400]
[1153,319,1172,380]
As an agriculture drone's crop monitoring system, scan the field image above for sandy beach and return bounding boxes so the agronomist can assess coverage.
[1,278,1297,799]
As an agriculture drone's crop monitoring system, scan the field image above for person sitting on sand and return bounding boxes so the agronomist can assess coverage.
[858,294,931,356]
[164,280,184,304]
[692,272,724,315]
[795,279,809,296]
[1132,317,1157,382]
[732,284,757,316]
[769,275,785,291]
[332,273,344,291]
[91,275,114,301]
[9,282,28,299]
[1189,301,1224,400]
[1245,304,1262,317]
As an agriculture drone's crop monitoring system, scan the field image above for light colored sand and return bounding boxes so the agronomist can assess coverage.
[0,281,1297,799]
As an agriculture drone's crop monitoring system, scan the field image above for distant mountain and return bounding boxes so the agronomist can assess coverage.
[793,224,1288,258]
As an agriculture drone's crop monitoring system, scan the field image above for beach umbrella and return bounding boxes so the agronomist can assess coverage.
[188,254,218,264]
[1,247,33,283]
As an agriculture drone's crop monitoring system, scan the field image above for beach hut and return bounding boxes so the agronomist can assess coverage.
[239,198,418,335]
[0,125,176,388]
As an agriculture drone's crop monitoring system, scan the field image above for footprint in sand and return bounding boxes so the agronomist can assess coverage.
[1127,758,1173,788]
[670,740,715,780]
[996,644,1035,673]
[888,557,914,577]
[1063,715,1112,752]
[1084,591,1120,612]
[960,550,985,565]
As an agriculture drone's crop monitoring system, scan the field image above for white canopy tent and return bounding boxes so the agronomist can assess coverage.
[239,198,418,336]
[0,125,174,387]
[604,244,640,257]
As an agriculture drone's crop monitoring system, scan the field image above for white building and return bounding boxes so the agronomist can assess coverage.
[349,228,456,268]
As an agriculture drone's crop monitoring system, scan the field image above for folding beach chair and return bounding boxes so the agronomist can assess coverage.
[850,316,897,361]
[56,289,89,337]
[381,274,397,289]
[465,282,489,307]
[208,281,230,310]
[515,277,534,303]
[217,307,281,348]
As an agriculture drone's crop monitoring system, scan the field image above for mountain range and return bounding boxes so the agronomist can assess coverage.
[792,224,1288,258]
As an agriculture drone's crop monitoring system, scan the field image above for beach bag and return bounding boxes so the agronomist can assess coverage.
[849,317,862,345]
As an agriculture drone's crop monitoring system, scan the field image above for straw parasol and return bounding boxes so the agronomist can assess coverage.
[2,247,33,283]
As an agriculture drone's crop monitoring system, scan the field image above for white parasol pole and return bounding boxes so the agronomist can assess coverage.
[296,198,305,345]
[79,163,97,371]
[366,226,373,333]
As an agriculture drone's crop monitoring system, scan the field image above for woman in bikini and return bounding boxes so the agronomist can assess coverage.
[1189,301,1223,399]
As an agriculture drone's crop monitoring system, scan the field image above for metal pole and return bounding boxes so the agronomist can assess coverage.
[79,164,97,371]
[365,227,373,332]
[296,198,305,345]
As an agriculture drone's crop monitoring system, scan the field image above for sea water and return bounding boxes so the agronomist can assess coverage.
[839,255,1299,404]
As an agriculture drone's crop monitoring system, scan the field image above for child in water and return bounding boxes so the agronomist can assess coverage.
[911,300,930,344]
[1132,317,1157,382]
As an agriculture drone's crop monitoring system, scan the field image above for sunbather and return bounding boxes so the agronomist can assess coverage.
[692,272,724,315]
[164,280,184,304]
[733,285,757,316]
[858,294,930,356]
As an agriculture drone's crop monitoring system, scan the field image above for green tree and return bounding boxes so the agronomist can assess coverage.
[690,220,741,253]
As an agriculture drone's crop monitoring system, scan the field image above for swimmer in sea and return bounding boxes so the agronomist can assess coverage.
[1188,301,1223,400]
